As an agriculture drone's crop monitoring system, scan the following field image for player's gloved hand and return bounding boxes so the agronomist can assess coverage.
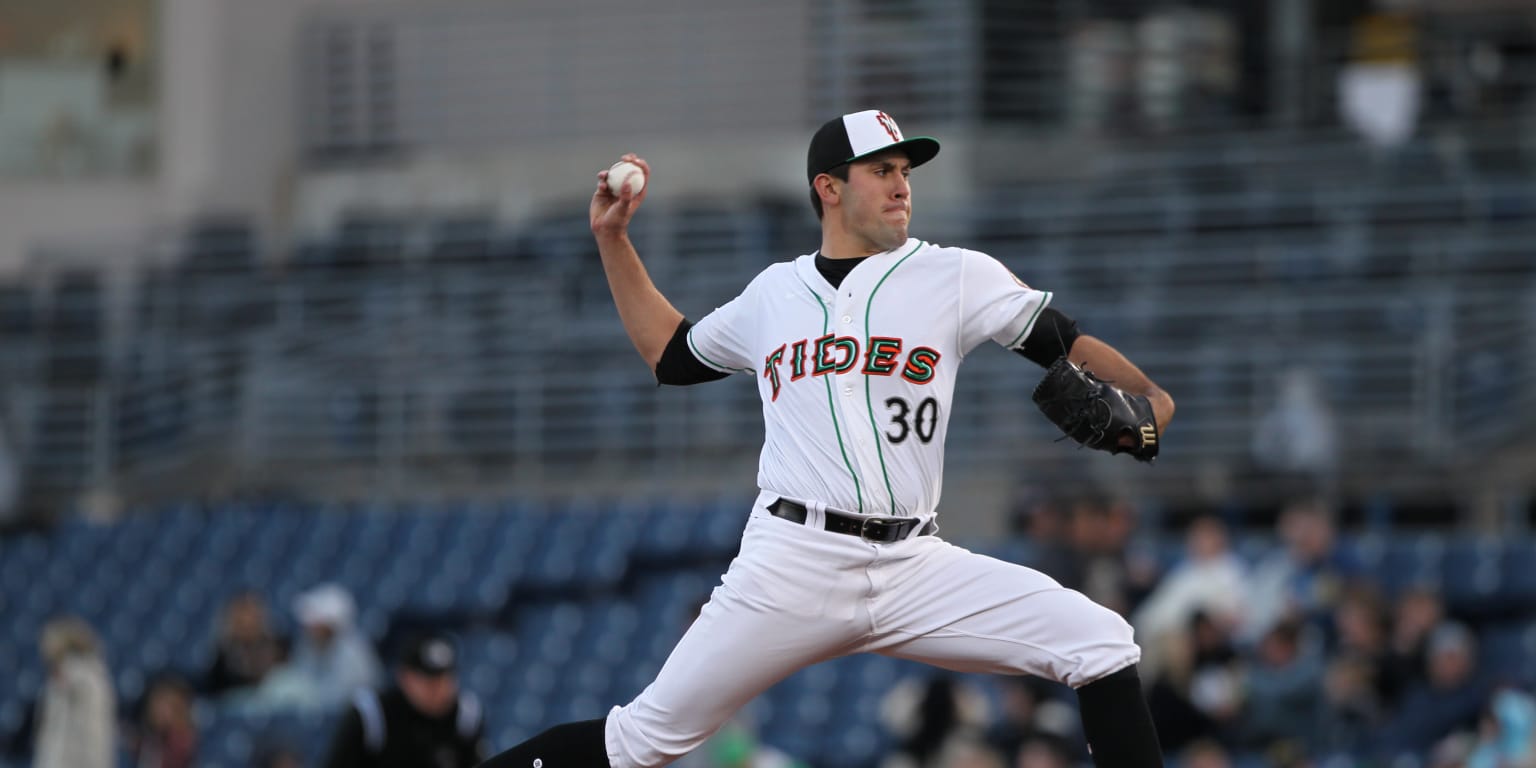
[1032,357,1159,462]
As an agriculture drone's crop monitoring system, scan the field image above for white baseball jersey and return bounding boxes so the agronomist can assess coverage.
[603,238,1139,768]
[685,238,1052,520]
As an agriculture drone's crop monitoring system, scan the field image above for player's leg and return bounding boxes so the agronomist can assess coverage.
[476,718,610,768]
[862,537,1162,768]
[478,513,866,768]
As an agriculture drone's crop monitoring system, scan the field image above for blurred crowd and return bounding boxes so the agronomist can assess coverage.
[876,497,1536,768]
[9,494,1533,768]
[1054,0,1536,140]
[7,583,486,768]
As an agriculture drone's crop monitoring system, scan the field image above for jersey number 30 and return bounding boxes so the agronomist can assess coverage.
[884,396,939,444]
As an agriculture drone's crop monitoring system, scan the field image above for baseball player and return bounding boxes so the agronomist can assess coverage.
[478,110,1174,768]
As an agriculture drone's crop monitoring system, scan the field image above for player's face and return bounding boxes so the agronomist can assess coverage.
[839,150,912,253]
[398,668,458,716]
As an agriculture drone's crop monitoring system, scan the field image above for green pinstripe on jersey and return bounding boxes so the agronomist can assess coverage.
[794,271,864,513]
[1005,291,1053,349]
[862,240,924,514]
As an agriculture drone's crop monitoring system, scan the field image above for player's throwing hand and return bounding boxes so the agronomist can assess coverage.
[591,153,650,239]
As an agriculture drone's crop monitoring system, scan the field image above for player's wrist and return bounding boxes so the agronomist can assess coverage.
[592,229,633,249]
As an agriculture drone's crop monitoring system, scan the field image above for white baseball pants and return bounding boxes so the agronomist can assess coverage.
[604,495,1140,768]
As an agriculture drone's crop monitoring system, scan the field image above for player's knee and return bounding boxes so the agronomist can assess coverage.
[1065,602,1140,688]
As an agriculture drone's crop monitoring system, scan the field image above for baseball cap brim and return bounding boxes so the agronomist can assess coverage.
[848,137,940,170]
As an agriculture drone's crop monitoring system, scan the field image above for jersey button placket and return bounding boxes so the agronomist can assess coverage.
[840,305,857,399]
[837,299,876,480]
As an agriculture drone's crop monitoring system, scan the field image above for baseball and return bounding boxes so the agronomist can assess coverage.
[607,160,645,197]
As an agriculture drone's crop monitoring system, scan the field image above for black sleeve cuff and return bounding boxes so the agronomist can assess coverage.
[656,319,732,386]
[1015,307,1081,368]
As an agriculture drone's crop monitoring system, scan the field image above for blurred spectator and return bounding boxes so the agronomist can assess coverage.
[1449,23,1536,119]
[1313,652,1385,755]
[255,583,382,711]
[984,677,1077,763]
[1331,585,1388,659]
[1063,498,1158,617]
[880,674,991,768]
[1242,499,1361,643]
[35,616,116,768]
[130,674,197,768]
[1338,9,1422,152]
[206,590,289,696]
[1186,610,1244,742]
[1179,739,1231,768]
[1,693,35,760]
[1430,732,1479,768]
[1239,620,1324,754]
[1144,620,1229,753]
[322,631,484,768]
[1327,586,1392,712]
[1011,736,1072,768]
[0,418,18,525]
[1375,621,1491,759]
[1468,687,1536,768]
[1065,18,1137,135]
[1250,367,1340,499]
[1006,493,1075,583]
[255,744,306,768]
[679,720,805,768]
[1379,585,1445,706]
[1135,7,1240,134]
[1132,515,1250,657]
[928,737,1005,768]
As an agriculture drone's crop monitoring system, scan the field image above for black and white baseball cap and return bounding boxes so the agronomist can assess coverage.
[806,110,941,184]
[400,632,458,675]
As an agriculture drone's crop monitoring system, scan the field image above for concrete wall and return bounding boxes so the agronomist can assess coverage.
[0,0,321,273]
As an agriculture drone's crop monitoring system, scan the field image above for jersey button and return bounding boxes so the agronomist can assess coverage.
[843,386,853,396]
[841,315,852,324]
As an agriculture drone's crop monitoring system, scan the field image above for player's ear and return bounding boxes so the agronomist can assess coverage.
[814,174,841,210]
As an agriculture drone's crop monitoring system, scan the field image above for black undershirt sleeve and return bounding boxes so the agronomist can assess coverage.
[1015,307,1081,368]
[655,319,732,386]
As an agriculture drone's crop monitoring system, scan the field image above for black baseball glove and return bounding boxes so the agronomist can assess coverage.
[1032,357,1159,462]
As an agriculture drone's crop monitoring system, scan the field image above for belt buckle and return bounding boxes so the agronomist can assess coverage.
[859,517,895,542]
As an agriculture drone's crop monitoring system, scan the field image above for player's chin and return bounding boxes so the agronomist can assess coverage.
[874,221,908,248]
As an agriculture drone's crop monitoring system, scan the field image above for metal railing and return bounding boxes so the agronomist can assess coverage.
[2,134,1531,514]
[298,0,1536,157]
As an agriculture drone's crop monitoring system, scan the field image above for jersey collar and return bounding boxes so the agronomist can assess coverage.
[797,238,918,297]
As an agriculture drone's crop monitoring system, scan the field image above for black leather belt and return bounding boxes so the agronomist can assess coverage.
[767,498,931,543]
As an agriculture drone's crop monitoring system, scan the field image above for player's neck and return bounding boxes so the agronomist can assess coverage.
[819,229,903,260]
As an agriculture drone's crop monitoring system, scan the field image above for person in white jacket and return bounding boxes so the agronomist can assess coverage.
[1132,516,1250,670]
[35,616,117,768]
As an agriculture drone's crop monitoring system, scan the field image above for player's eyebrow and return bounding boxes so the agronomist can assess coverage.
[866,158,912,173]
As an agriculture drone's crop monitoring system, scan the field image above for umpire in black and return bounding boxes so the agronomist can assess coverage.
[323,632,487,768]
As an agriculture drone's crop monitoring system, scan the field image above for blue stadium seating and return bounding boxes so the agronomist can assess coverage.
[2,501,1534,767]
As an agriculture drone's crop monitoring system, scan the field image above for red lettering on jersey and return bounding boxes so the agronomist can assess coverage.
[763,344,785,401]
[862,337,902,376]
[901,347,941,384]
[831,337,859,373]
[790,339,808,381]
[875,112,901,142]
[814,334,859,376]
